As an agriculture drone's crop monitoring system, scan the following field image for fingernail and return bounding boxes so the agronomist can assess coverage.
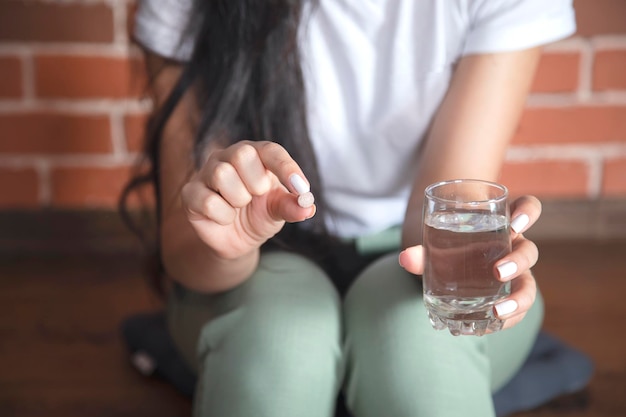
[305,205,317,219]
[297,191,315,208]
[497,261,518,280]
[289,174,309,194]
[398,251,405,267]
[511,214,529,233]
[495,299,518,317]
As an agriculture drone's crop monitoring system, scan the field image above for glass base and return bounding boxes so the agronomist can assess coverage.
[427,310,504,336]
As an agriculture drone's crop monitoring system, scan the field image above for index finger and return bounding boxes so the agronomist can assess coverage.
[509,195,542,234]
[253,141,310,195]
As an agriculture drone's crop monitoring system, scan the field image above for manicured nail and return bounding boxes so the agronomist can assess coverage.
[289,174,309,194]
[495,299,518,317]
[297,191,315,208]
[511,214,529,233]
[497,261,518,280]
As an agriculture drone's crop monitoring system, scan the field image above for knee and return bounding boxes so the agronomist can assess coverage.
[343,252,491,376]
[344,253,426,332]
[198,252,342,374]
[251,252,342,345]
[343,255,492,415]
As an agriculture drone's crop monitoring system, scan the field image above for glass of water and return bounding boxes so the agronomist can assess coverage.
[422,179,511,336]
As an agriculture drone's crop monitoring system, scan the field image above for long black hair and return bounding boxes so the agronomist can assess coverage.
[119,0,329,293]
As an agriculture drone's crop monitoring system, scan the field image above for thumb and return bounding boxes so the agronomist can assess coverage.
[399,245,425,275]
[267,191,316,223]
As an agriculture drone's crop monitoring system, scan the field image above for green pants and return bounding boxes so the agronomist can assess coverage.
[167,251,543,417]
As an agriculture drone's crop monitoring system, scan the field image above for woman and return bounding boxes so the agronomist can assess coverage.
[128,0,576,415]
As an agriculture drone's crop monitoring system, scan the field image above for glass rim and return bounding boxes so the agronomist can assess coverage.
[424,178,508,204]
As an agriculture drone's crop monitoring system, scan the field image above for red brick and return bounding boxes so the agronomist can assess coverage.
[0,112,112,155]
[513,106,626,144]
[0,167,39,208]
[0,56,23,98]
[593,50,626,91]
[51,165,133,208]
[0,1,114,43]
[35,55,146,99]
[51,165,155,208]
[574,0,626,36]
[602,159,626,196]
[124,113,149,153]
[500,161,589,198]
[531,53,579,93]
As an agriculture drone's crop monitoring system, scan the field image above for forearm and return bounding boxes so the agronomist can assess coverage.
[402,48,541,247]
[141,54,259,293]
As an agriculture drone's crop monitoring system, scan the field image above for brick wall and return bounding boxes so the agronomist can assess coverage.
[0,0,147,209]
[502,0,626,199]
[0,0,625,210]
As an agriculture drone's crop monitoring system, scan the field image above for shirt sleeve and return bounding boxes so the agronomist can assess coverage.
[133,0,195,61]
[463,0,576,55]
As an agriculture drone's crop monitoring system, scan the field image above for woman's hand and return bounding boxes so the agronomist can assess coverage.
[399,195,542,331]
[181,140,316,260]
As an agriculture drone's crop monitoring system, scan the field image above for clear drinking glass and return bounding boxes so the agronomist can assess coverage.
[422,179,511,336]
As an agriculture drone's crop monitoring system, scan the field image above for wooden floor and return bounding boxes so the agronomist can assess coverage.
[1,239,625,417]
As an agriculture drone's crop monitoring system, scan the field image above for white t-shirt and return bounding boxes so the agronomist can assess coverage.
[134,0,576,238]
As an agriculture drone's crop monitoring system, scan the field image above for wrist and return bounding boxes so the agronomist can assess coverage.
[164,236,261,294]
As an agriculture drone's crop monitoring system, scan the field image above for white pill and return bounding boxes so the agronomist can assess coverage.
[297,192,315,208]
